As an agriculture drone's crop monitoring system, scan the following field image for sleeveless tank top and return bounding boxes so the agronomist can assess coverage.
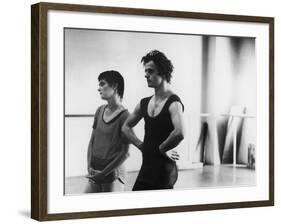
[137,94,184,187]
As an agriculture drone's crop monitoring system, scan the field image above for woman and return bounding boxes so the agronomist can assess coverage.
[85,70,130,193]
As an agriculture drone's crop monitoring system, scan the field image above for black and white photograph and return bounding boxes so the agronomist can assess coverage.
[64,28,257,195]
[30,3,274,220]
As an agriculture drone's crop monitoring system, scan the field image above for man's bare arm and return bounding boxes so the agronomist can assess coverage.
[159,101,185,153]
[122,103,143,151]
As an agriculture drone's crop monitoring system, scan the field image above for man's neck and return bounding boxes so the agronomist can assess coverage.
[154,81,171,100]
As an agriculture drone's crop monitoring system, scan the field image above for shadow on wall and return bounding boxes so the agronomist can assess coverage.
[216,119,228,162]
[197,107,251,166]
[222,106,246,164]
[194,122,208,163]
[198,36,256,165]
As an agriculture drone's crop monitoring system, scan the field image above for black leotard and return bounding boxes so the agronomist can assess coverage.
[133,94,184,190]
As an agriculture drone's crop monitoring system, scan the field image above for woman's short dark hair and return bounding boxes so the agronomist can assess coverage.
[98,70,124,99]
[141,50,174,83]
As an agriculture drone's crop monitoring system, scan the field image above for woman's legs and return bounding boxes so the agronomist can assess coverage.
[84,179,102,193]
[101,179,125,192]
[84,178,125,193]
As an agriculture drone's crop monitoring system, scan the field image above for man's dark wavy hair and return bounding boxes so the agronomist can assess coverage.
[98,70,124,99]
[141,50,174,83]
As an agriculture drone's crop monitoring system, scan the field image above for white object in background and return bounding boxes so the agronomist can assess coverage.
[221,112,255,166]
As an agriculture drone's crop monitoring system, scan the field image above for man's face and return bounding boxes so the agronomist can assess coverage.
[144,60,163,88]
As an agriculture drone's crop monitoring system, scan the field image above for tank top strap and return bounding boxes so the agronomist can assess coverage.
[163,94,184,113]
[140,96,153,117]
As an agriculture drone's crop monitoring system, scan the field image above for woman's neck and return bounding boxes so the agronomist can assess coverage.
[106,96,122,111]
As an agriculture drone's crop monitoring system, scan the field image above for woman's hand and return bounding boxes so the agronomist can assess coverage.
[90,170,105,183]
[87,168,105,183]
[87,167,96,176]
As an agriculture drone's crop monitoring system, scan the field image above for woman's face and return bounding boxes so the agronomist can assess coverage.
[98,79,116,100]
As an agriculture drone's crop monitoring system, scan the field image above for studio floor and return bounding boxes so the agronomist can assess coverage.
[65,165,256,195]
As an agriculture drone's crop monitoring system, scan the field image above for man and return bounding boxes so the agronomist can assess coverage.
[122,50,185,191]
